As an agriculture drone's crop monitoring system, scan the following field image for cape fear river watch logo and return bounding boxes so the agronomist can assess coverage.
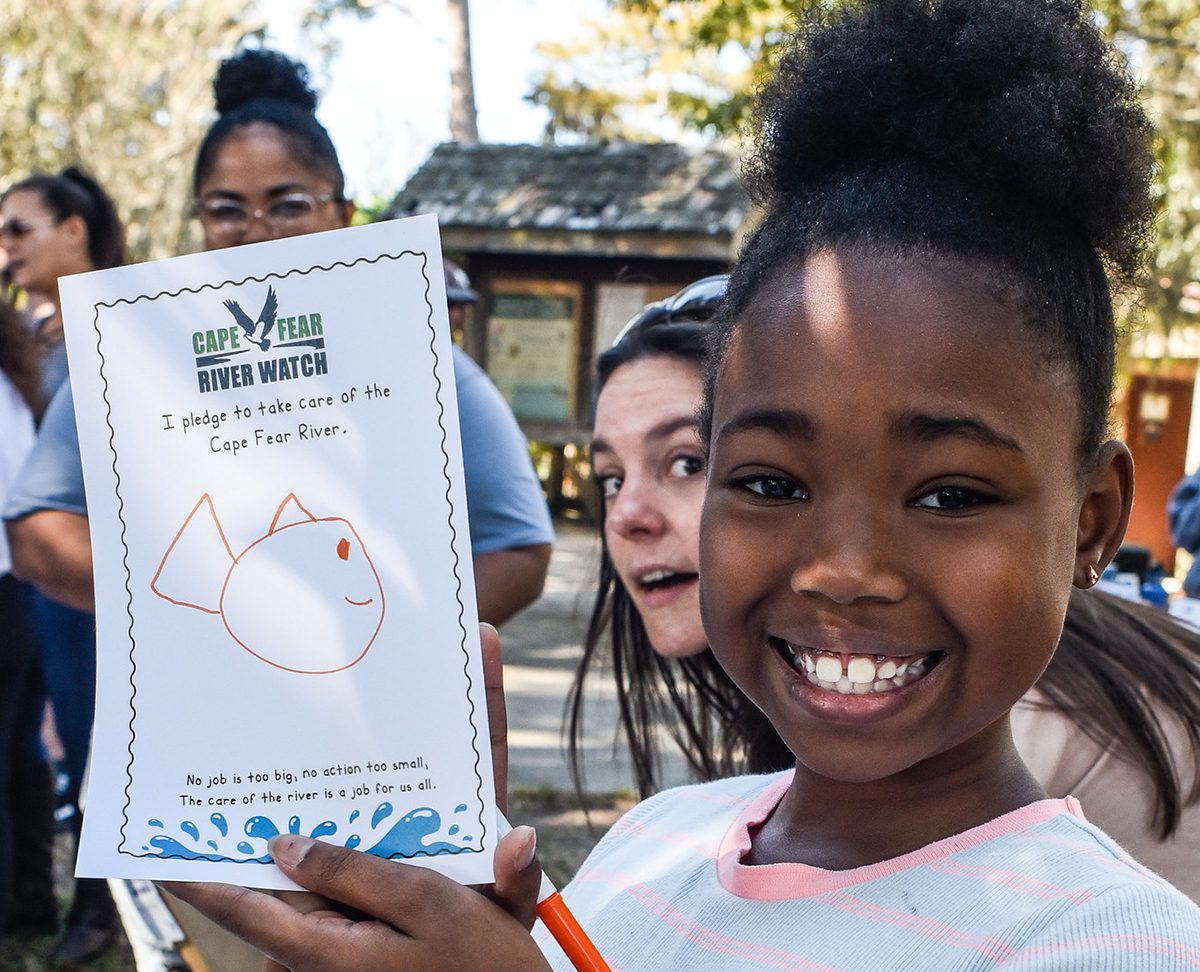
[192,285,329,394]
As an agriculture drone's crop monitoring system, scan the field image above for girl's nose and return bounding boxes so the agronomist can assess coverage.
[607,480,667,539]
[789,516,906,605]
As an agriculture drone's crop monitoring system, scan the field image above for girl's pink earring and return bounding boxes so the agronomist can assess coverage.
[1086,564,1099,587]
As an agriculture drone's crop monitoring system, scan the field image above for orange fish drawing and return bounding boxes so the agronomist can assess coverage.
[151,493,385,674]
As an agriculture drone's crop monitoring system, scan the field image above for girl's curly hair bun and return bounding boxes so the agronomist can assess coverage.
[746,0,1154,279]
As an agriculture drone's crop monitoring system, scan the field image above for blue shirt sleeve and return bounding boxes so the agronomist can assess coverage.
[3,382,87,519]
[453,347,554,554]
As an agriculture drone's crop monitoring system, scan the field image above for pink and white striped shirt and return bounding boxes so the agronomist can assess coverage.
[535,772,1200,970]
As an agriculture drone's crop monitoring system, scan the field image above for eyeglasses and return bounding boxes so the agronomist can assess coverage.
[193,191,337,240]
[0,217,59,242]
[610,274,729,348]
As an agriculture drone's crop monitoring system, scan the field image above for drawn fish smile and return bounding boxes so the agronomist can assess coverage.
[344,596,374,607]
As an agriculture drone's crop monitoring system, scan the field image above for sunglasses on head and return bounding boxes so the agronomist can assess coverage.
[609,274,729,348]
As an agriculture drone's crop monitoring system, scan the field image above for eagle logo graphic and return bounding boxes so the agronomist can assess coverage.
[222,286,278,352]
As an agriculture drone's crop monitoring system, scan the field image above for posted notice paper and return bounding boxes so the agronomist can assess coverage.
[61,215,497,889]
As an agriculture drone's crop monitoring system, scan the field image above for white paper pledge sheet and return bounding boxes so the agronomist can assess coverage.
[60,215,497,889]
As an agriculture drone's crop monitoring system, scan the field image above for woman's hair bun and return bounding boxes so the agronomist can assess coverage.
[60,166,102,195]
[213,48,318,117]
[746,0,1154,277]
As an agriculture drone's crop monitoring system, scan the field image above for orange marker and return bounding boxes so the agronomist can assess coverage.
[498,813,611,972]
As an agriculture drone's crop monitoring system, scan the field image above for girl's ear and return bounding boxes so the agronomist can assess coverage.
[1074,439,1134,588]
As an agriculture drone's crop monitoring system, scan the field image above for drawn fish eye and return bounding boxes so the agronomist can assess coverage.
[337,537,350,561]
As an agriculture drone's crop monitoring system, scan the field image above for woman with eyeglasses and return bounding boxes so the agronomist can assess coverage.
[192,48,356,250]
[0,168,124,398]
[188,48,551,625]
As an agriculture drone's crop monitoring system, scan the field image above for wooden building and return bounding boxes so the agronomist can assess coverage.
[385,141,751,467]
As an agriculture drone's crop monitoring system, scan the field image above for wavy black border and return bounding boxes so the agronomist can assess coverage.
[92,252,489,863]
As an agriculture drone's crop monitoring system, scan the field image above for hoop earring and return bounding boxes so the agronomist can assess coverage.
[1085,564,1099,587]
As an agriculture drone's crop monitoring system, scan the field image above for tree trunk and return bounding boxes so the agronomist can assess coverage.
[446,0,479,142]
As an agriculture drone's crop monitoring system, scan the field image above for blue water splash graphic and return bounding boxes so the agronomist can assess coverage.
[246,816,281,841]
[366,808,466,858]
[148,834,271,864]
[146,800,473,863]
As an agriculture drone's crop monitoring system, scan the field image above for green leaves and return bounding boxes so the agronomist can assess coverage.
[0,0,262,263]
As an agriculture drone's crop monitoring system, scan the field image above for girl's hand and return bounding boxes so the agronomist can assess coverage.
[162,621,534,970]
[163,823,549,971]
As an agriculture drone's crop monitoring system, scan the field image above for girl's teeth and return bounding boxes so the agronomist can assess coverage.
[790,646,936,696]
[846,657,876,684]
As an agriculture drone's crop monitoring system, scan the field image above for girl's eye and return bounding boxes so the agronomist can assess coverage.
[910,486,994,512]
[668,455,704,478]
[737,475,809,501]
[596,474,622,499]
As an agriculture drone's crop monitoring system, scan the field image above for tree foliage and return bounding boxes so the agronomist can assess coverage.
[0,0,261,264]
[531,0,1200,331]
[529,0,797,141]
[1094,0,1200,330]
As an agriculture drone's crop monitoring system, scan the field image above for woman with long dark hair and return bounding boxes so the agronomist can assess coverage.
[568,277,788,798]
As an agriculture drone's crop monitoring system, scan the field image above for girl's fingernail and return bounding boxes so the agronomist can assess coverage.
[269,835,314,868]
[515,826,537,871]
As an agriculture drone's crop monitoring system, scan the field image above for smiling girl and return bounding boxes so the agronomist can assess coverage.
[169,1,1200,967]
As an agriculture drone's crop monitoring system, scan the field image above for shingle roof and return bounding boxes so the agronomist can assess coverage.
[385,141,749,239]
